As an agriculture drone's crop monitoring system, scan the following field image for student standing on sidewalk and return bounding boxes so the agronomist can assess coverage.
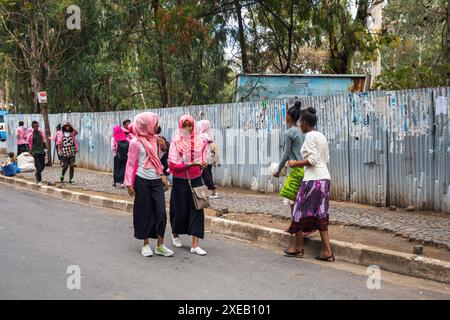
[169,115,208,256]
[16,121,29,156]
[284,107,334,262]
[111,125,129,188]
[273,102,303,211]
[57,122,78,183]
[27,121,46,185]
[197,120,219,199]
[124,112,173,258]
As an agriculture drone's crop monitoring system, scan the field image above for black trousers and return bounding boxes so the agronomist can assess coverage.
[170,176,205,239]
[61,156,75,180]
[201,165,216,190]
[17,144,28,156]
[133,175,167,240]
[113,155,126,184]
[33,152,46,182]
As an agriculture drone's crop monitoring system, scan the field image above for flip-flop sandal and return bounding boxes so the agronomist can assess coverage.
[283,248,304,258]
[315,254,335,262]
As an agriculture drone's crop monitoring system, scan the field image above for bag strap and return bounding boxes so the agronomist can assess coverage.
[185,165,206,188]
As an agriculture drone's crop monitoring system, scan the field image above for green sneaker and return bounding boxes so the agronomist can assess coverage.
[154,244,174,257]
[60,175,64,182]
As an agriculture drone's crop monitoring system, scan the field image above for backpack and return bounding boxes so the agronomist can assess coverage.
[117,141,129,162]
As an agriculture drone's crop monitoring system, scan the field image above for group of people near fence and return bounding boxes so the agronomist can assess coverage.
[11,103,333,261]
[13,120,78,185]
[111,112,220,257]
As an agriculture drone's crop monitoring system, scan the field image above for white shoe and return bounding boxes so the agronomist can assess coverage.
[190,247,207,256]
[37,182,43,186]
[172,236,182,248]
[154,244,174,257]
[141,244,153,257]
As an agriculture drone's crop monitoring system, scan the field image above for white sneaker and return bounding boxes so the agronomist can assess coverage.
[141,244,153,257]
[172,236,182,248]
[154,244,174,257]
[190,247,207,256]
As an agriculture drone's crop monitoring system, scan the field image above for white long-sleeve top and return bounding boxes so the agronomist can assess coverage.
[301,130,331,181]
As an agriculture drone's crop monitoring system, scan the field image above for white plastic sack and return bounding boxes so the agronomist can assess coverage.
[269,162,279,175]
[269,162,287,176]
[17,152,36,172]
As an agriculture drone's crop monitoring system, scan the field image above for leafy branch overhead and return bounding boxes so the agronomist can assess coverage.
[0,0,448,115]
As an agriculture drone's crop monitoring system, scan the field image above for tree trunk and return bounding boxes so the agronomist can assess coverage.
[447,0,450,59]
[235,0,251,73]
[40,70,52,166]
[14,45,20,113]
[152,0,170,108]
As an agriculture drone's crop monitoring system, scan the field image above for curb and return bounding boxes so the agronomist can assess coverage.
[1,175,449,285]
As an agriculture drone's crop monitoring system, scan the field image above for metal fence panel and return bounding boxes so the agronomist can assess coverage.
[5,87,450,213]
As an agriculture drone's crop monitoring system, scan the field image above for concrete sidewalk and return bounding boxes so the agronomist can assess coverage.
[17,165,450,251]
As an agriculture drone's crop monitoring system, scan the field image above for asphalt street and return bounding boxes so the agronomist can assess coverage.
[0,183,449,300]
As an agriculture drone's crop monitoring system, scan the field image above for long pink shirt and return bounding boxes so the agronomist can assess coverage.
[27,129,46,150]
[111,137,118,156]
[56,130,79,153]
[111,128,133,157]
[168,141,202,179]
[123,138,142,187]
[16,126,28,145]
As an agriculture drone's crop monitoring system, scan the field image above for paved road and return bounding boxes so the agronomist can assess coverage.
[0,183,449,300]
[19,166,450,250]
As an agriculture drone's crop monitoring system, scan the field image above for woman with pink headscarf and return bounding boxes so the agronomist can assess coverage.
[111,125,129,187]
[123,112,173,258]
[197,119,220,199]
[168,115,208,255]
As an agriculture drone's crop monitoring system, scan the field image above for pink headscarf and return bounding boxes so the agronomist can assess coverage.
[170,115,205,164]
[113,125,127,142]
[197,120,214,143]
[133,112,164,175]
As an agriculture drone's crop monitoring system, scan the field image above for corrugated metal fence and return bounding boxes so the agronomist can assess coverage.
[5,87,450,213]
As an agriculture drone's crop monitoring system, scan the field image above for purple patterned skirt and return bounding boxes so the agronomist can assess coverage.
[287,179,331,234]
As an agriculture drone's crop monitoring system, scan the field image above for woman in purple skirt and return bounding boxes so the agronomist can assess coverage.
[284,107,334,262]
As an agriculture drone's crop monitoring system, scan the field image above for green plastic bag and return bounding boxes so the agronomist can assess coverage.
[279,167,304,201]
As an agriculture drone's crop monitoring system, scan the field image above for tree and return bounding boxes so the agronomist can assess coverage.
[0,0,80,164]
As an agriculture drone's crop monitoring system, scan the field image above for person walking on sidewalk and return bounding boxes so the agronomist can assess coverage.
[273,102,303,209]
[197,119,220,199]
[27,121,46,185]
[124,112,173,258]
[169,115,208,256]
[16,121,29,156]
[284,107,334,262]
[57,122,78,183]
[111,125,129,188]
